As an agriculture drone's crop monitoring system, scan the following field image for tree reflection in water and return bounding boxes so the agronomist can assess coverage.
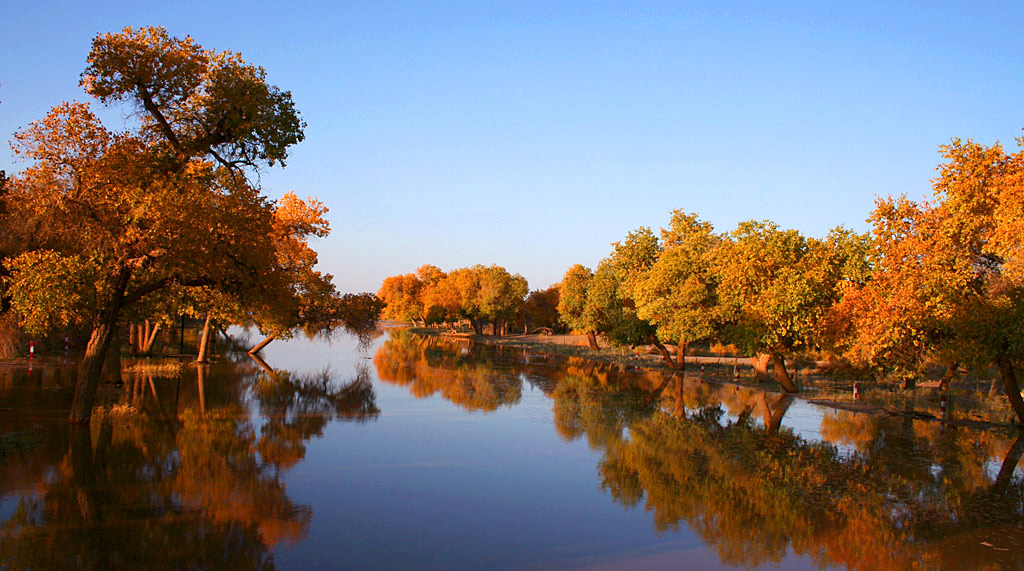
[373,330,1024,570]
[374,329,523,411]
[0,353,378,569]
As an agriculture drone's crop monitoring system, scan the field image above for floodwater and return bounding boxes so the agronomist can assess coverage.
[1,327,1023,569]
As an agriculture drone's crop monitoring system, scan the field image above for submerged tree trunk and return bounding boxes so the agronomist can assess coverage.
[248,332,278,355]
[751,353,772,382]
[70,321,119,423]
[196,314,212,364]
[770,353,799,393]
[996,354,1024,425]
[69,269,132,424]
[586,331,599,350]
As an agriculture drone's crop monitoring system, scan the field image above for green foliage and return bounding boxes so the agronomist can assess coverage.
[82,26,304,168]
[633,210,722,348]
[5,251,101,335]
[716,221,838,360]
[557,264,594,333]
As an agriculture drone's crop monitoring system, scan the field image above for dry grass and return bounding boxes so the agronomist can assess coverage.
[122,360,186,377]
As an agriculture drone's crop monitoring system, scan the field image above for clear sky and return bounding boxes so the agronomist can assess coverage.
[3,1,1023,293]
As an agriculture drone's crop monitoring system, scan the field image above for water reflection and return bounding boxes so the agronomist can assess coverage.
[0,352,378,568]
[373,330,523,411]
[3,331,1023,569]
[372,331,1024,570]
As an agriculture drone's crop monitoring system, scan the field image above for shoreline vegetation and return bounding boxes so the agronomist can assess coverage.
[405,325,1023,432]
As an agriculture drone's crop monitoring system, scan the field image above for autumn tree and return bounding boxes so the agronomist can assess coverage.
[2,27,306,423]
[522,285,562,332]
[557,264,599,349]
[631,211,724,371]
[379,264,527,335]
[557,229,675,365]
[408,264,445,324]
[603,227,679,367]
[919,139,1024,421]
[377,272,424,324]
[245,192,342,354]
[824,198,946,387]
[828,135,1024,421]
[715,222,867,392]
[475,265,528,335]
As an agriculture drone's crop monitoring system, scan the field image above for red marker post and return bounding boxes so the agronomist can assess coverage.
[29,340,35,358]
[853,382,860,400]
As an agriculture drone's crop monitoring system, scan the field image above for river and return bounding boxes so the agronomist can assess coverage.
[1,326,1022,569]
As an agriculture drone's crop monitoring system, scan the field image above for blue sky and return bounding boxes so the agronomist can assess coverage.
[3,2,1023,293]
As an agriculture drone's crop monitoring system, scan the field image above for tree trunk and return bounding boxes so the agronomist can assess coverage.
[69,268,132,424]
[652,339,676,369]
[939,362,959,391]
[70,323,117,423]
[770,353,799,393]
[248,332,277,355]
[675,342,688,371]
[142,322,161,354]
[106,327,122,387]
[469,319,482,336]
[996,354,1024,425]
[750,353,772,382]
[196,313,212,364]
[586,331,599,350]
[128,323,138,354]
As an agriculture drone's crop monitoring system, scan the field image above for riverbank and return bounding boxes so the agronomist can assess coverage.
[408,327,1024,430]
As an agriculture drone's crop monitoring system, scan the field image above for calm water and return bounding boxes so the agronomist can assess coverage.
[1,327,1023,569]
